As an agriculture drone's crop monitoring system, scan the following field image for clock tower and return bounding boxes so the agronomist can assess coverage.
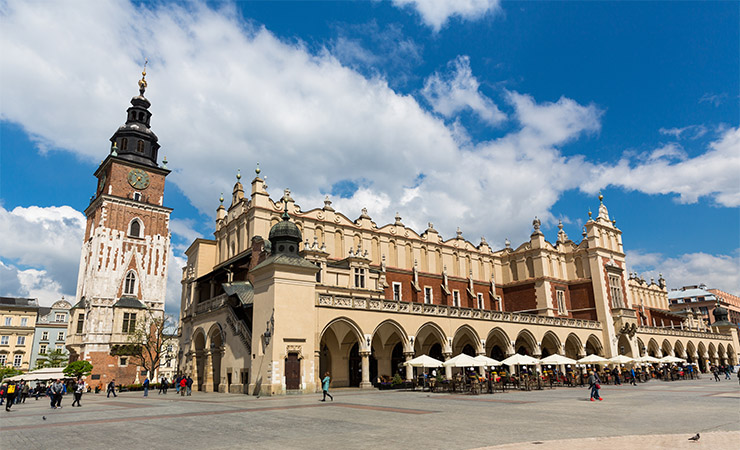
[67,68,172,385]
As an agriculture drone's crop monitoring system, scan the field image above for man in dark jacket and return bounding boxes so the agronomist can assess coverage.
[107,380,117,398]
[4,382,17,411]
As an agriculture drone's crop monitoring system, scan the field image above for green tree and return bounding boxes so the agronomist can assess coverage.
[64,360,93,379]
[36,349,69,369]
[0,367,23,382]
[111,311,175,380]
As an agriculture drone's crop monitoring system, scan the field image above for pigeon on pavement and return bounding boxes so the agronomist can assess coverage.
[42,416,46,420]
[688,433,700,441]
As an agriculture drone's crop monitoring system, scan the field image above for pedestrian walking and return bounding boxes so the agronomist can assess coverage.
[50,379,64,409]
[611,367,621,385]
[320,372,333,402]
[712,366,720,382]
[180,376,187,396]
[159,377,168,395]
[5,382,17,411]
[186,376,193,396]
[143,377,150,397]
[71,379,84,407]
[107,380,117,398]
[588,370,602,401]
[0,383,6,406]
[725,366,731,380]
[175,375,181,395]
[20,381,30,403]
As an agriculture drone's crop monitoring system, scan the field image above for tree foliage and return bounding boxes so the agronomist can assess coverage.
[63,360,93,379]
[0,366,23,382]
[113,311,176,379]
[35,349,69,369]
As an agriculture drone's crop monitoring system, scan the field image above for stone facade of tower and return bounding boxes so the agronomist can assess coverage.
[66,73,171,386]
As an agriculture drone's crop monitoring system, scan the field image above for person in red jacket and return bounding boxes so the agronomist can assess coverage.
[179,376,187,396]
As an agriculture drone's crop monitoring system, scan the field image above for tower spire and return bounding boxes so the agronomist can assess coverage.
[138,58,148,96]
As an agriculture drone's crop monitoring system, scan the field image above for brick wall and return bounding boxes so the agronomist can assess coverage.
[568,282,597,320]
[502,283,537,312]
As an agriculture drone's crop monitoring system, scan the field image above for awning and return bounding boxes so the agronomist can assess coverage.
[222,281,253,306]
[3,367,70,382]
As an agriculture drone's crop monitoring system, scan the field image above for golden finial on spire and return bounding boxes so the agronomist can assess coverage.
[138,58,148,95]
[598,191,604,203]
[236,169,241,181]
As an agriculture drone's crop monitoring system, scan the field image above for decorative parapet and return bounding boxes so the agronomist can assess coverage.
[194,294,228,315]
[317,295,602,330]
[637,326,731,340]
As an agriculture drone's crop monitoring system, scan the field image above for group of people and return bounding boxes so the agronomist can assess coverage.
[0,378,86,411]
[710,364,736,382]
[141,374,194,397]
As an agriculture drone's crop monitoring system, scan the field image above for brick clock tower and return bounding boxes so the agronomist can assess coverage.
[67,69,172,385]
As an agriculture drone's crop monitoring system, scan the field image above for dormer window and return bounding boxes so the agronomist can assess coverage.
[354,268,365,289]
[129,218,142,237]
[136,140,144,153]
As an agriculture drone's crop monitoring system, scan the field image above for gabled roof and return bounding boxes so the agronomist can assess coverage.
[113,296,147,309]
[222,281,254,306]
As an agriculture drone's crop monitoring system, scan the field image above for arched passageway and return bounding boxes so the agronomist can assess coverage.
[371,321,408,382]
[320,319,364,387]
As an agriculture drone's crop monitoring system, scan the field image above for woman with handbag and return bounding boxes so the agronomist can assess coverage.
[588,370,603,401]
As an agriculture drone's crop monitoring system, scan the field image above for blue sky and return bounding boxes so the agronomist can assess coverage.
[1,0,738,313]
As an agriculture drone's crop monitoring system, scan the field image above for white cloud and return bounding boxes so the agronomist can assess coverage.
[0,205,85,305]
[584,126,740,207]
[422,55,505,125]
[627,250,740,295]
[392,0,501,32]
[658,124,707,140]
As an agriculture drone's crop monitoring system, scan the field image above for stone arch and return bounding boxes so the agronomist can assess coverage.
[661,339,673,357]
[207,323,224,392]
[636,337,646,357]
[727,344,736,365]
[414,322,447,359]
[525,257,535,279]
[320,317,365,388]
[485,327,512,360]
[708,342,717,364]
[334,230,344,258]
[371,236,380,264]
[540,331,562,357]
[128,217,143,238]
[674,340,686,359]
[585,334,603,356]
[564,333,583,359]
[514,329,538,356]
[451,324,482,356]
[509,260,518,282]
[686,341,697,359]
[617,333,633,357]
[371,320,409,382]
[389,240,398,267]
[647,338,660,357]
[717,343,726,363]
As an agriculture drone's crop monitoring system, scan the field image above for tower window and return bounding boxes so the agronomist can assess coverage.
[137,140,144,153]
[121,138,128,151]
[477,292,484,309]
[452,290,460,307]
[76,313,84,334]
[354,268,365,289]
[133,192,141,201]
[424,287,433,304]
[392,282,402,301]
[129,219,141,237]
[124,272,137,295]
[138,112,144,121]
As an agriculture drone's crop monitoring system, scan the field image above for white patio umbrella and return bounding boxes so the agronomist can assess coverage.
[540,354,578,365]
[577,354,609,364]
[608,354,635,365]
[502,353,540,366]
[403,354,444,368]
[473,355,502,367]
[443,353,486,367]
[636,355,661,364]
[659,355,686,364]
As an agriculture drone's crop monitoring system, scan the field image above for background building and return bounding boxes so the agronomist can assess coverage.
[0,297,40,371]
[29,298,71,370]
[669,285,740,327]
[66,71,171,386]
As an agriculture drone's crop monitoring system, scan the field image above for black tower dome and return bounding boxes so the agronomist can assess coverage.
[109,65,160,168]
[268,207,302,256]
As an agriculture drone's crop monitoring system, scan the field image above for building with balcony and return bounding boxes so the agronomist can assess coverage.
[29,298,72,370]
[176,171,740,396]
[0,297,40,371]
[669,285,740,327]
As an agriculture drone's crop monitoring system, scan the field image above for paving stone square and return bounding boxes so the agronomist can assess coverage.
[1,378,738,450]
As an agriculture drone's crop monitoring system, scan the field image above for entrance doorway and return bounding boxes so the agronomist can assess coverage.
[285,353,300,390]
[349,343,361,387]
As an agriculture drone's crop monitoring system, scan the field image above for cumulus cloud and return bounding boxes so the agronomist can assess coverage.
[627,249,740,295]
[392,0,501,32]
[584,126,740,206]
[422,55,505,125]
[0,205,85,305]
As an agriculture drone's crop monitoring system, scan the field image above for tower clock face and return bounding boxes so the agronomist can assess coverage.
[98,172,107,193]
[127,169,150,189]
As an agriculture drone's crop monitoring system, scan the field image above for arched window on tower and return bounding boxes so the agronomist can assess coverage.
[124,271,137,295]
[121,138,128,151]
[137,140,144,153]
[129,219,141,238]
[138,112,144,121]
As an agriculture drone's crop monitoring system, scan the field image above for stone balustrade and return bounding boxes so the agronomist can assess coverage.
[194,294,228,315]
[636,326,731,340]
[317,294,602,330]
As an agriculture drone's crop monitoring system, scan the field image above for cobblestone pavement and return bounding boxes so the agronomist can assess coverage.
[1,377,738,450]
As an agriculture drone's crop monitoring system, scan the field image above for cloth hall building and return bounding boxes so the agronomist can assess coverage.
[177,171,739,396]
